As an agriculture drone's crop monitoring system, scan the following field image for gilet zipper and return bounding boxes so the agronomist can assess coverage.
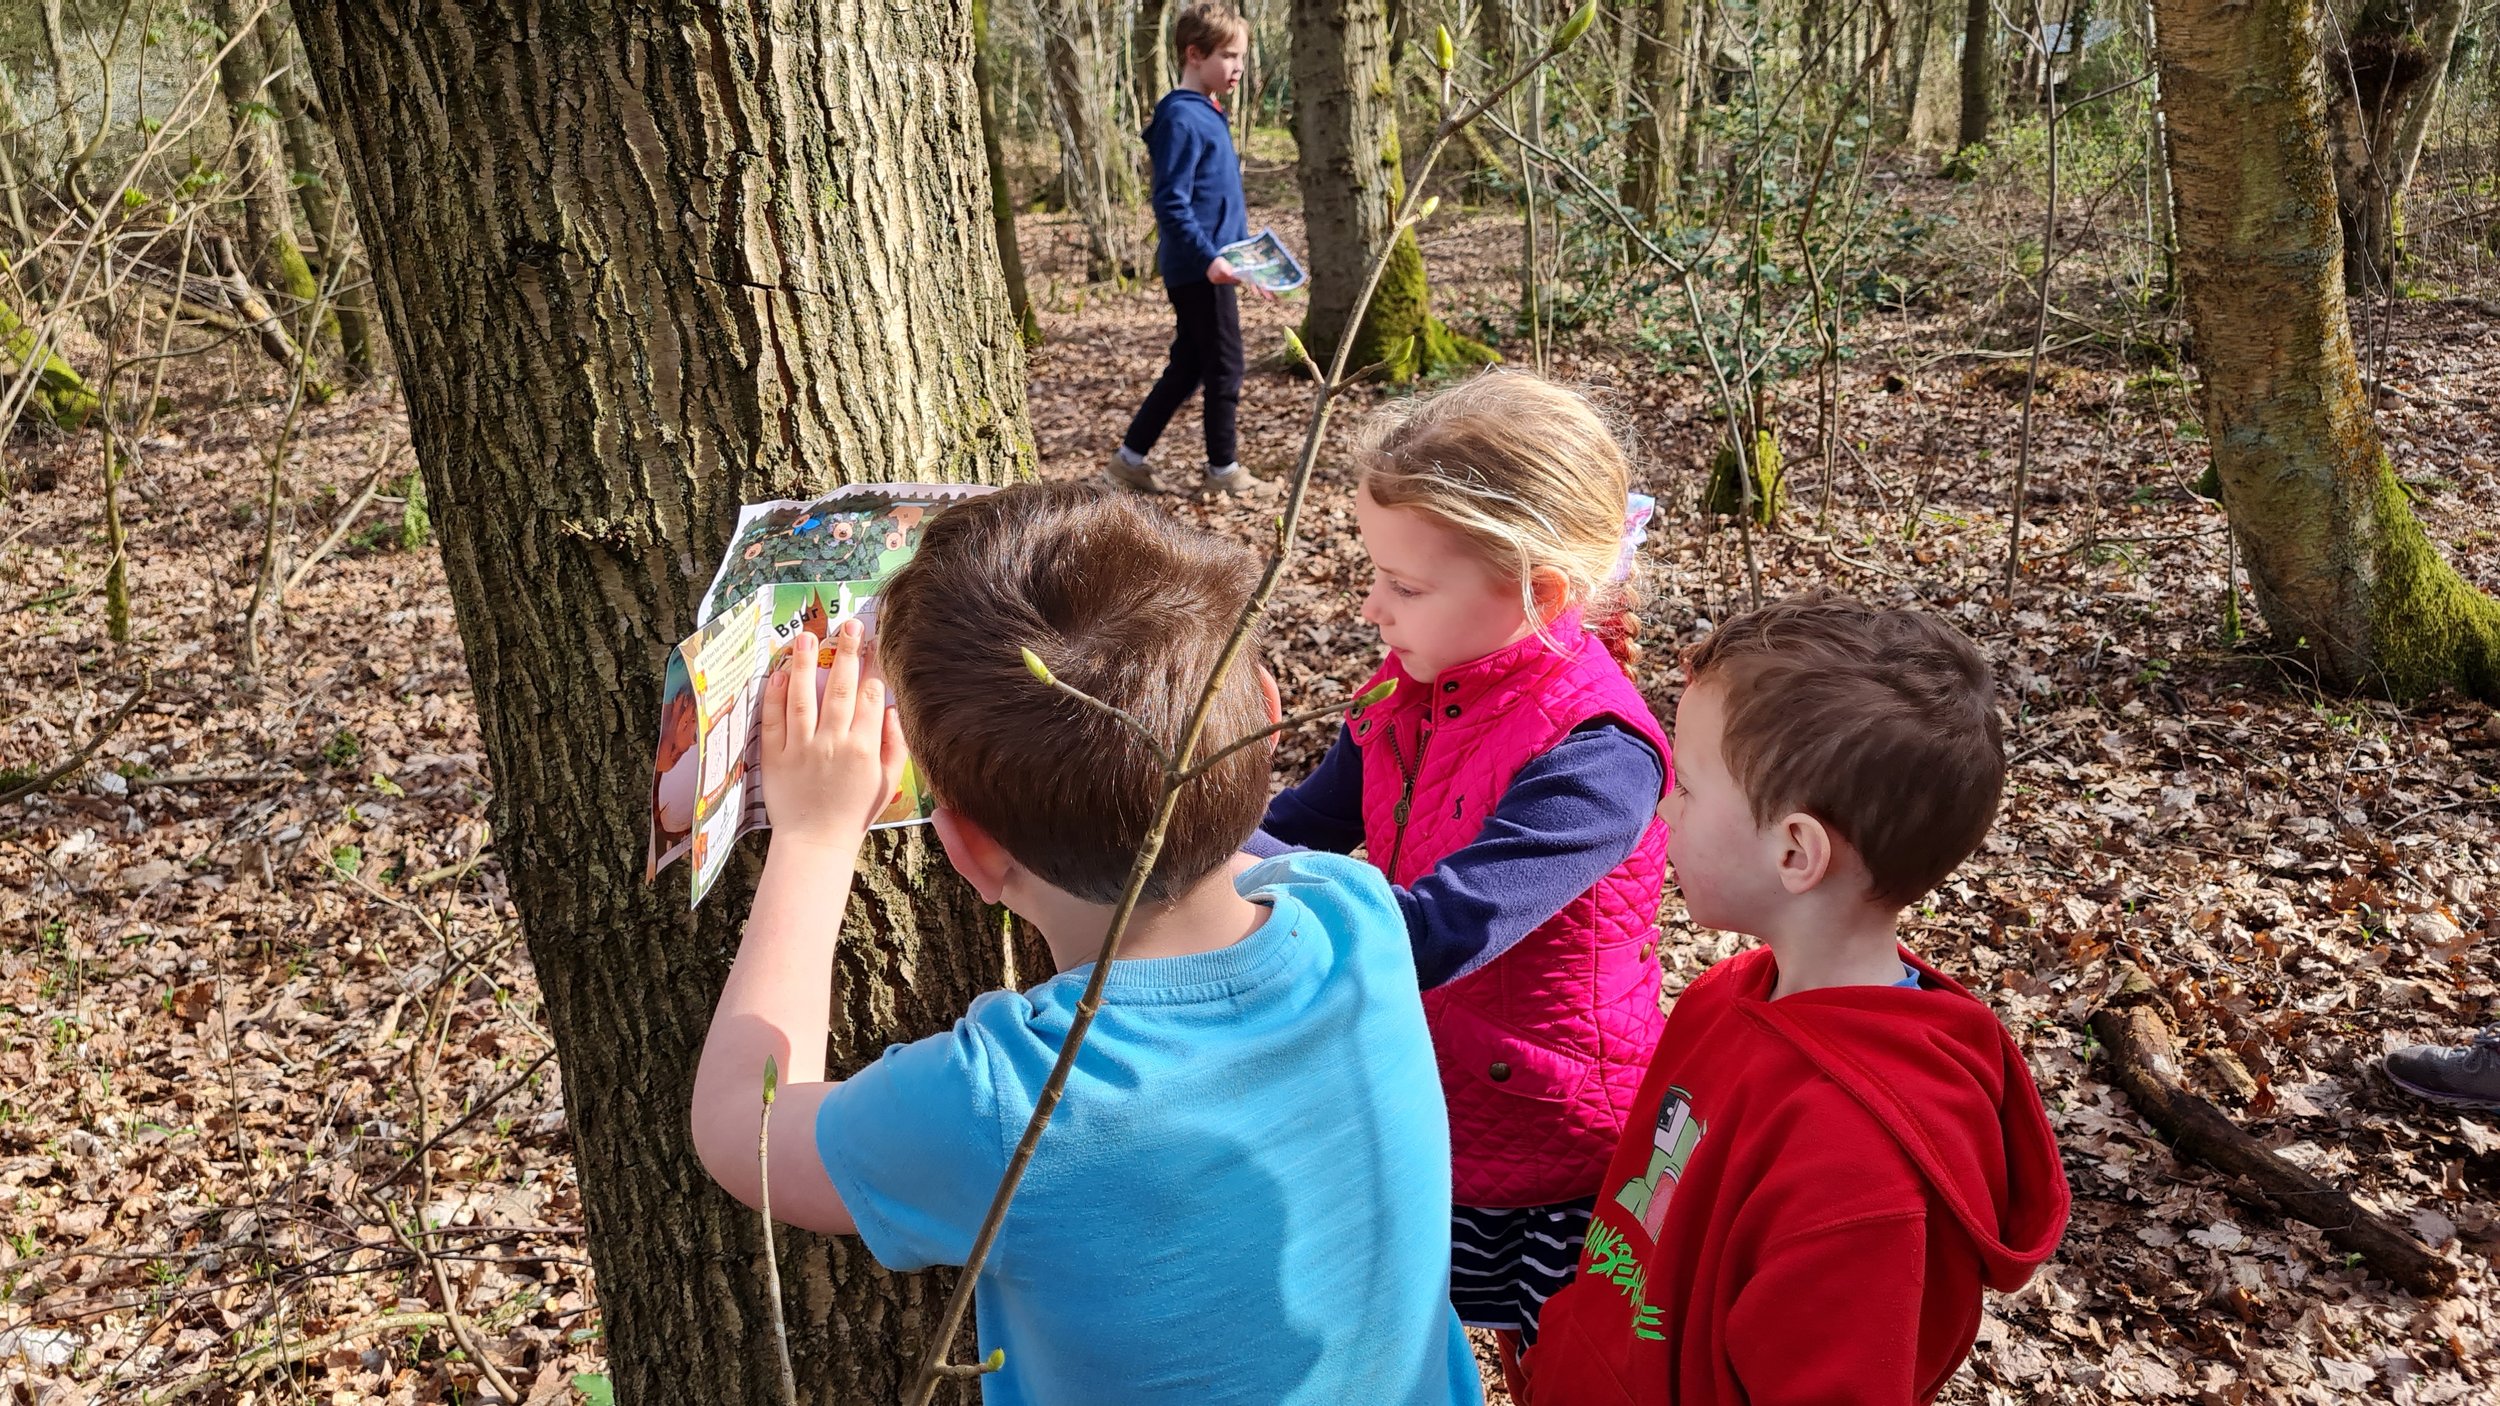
[1383,714,1430,880]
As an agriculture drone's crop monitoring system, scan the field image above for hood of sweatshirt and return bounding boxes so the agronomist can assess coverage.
[1730,946,2071,1287]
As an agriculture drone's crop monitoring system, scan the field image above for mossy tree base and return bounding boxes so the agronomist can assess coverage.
[1704,428,1785,525]
[1297,230,1497,383]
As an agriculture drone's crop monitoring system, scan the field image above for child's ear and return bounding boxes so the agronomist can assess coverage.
[1773,811,1835,896]
[1256,665,1283,727]
[1529,566,1574,622]
[932,808,1011,903]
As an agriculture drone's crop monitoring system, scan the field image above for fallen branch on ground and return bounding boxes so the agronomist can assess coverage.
[0,673,152,807]
[2090,965,2457,1297]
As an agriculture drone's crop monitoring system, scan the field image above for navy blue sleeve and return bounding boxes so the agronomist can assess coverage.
[1254,724,1365,855]
[1399,723,1665,990]
[1147,106,1224,275]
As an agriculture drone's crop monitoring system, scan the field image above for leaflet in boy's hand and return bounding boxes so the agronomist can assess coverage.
[1216,229,1308,294]
[647,482,996,905]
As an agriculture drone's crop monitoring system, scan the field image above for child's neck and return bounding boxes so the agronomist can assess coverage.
[1754,891,1908,1000]
[1020,871,1267,974]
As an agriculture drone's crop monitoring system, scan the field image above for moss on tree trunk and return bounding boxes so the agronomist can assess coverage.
[294,2,1037,1400]
[1290,0,1495,381]
[0,292,97,429]
[2153,0,2500,702]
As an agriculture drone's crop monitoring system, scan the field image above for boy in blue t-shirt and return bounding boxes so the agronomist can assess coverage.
[689,483,1483,1406]
[1111,3,1267,497]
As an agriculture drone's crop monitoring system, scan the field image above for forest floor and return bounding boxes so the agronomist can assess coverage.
[5,160,2500,1405]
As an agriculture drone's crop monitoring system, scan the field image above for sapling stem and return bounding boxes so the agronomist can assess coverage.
[759,1056,799,1406]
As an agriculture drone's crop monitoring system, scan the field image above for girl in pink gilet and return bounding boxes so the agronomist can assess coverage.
[1252,372,1671,1396]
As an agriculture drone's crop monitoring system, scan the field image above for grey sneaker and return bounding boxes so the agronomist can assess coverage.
[2382,1028,2500,1111]
[1201,461,1260,496]
[1105,447,1159,493]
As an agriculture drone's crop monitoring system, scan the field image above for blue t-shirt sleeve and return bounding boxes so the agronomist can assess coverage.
[813,1009,1015,1273]
[1255,723,1365,855]
[1148,107,1224,273]
[1399,723,1664,989]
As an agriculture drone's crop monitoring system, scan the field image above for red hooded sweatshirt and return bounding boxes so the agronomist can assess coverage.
[1526,946,2069,1405]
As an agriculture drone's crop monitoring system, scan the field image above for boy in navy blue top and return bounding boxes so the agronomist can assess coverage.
[1112,3,1264,497]
[689,484,1483,1406]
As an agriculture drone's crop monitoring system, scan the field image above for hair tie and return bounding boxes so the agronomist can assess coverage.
[1609,492,1655,584]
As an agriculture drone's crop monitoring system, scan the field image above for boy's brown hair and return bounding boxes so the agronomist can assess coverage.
[1683,591,2004,906]
[1173,3,1249,62]
[878,483,1269,904]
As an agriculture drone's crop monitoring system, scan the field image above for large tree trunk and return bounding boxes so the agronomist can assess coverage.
[2322,0,2469,292]
[1291,0,1495,379]
[209,0,327,352]
[1035,0,1139,280]
[1622,0,1689,223]
[980,0,1046,346]
[2152,0,2500,700]
[293,5,1037,1402]
[1957,0,1996,150]
[252,6,376,379]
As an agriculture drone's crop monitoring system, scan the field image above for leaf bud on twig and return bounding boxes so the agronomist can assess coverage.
[1552,0,1596,53]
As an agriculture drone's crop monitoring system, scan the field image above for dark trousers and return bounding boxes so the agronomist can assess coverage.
[1122,279,1243,467]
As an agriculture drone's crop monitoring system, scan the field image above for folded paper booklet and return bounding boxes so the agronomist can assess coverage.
[648,483,997,905]
[1218,229,1308,294]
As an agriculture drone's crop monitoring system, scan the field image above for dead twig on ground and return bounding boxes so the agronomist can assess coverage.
[2090,964,2458,1298]
[0,672,151,806]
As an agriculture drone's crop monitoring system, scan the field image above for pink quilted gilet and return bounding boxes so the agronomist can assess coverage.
[1346,618,1672,1208]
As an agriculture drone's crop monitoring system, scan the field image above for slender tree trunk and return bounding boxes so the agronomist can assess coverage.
[1623,0,1689,221]
[1679,0,1716,184]
[1292,0,1496,377]
[210,0,327,352]
[2323,0,2469,291]
[1131,0,1174,123]
[1958,0,1997,150]
[253,7,374,379]
[2152,0,2500,700]
[980,0,1046,345]
[1904,0,1962,148]
[1036,0,1137,279]
[293,5,1038,1402]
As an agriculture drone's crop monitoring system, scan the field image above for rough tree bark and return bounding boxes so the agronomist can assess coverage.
[209,0,327,350]
[253,5,375,378]
[1035,0,1139,279]
[294,5,1037,1402]
[1957,0,1996,151]
[2322,0,2469,291]
[2152,0,2500,700]
[980,0,1046,346]
[1291,0,1496,379]
[1622,0,1689,223]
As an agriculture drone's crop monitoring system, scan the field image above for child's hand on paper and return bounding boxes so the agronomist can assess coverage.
[759,620,906,851]
[1206,256,1276,301]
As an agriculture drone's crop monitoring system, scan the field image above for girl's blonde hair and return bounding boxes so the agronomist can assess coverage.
[1357,370,1641,660]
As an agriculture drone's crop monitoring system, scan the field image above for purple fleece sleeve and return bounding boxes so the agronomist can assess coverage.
[1250,725,1365,857]
[1399,723,1664,989]
[1255,723,1665,988]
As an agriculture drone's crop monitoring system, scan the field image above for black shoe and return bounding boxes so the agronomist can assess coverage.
[2382,1028,2500,1111]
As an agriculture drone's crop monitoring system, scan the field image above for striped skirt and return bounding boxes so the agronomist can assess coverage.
[1448,1196,1596,1346]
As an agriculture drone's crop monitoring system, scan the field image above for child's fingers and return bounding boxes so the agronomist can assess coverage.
[818,619,862,730]
[759,656,790,755]
[785,630,820,743]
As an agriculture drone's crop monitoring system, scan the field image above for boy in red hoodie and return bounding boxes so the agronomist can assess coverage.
[1527,593,2070,1405]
